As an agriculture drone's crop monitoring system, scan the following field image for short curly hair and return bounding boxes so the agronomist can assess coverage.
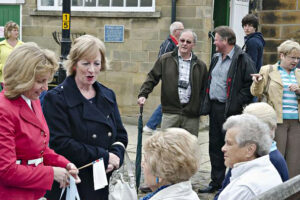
[4,21,19,39]
[143,128,200,184]
[64,34,107,76]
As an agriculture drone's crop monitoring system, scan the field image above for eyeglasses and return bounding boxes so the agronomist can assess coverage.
[180,39,192,44]
[286,56,300,61]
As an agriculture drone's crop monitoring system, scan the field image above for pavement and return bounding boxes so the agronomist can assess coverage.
[124,123,216,200]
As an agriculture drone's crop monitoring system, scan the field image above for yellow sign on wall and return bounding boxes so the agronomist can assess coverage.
[62,13,70,30]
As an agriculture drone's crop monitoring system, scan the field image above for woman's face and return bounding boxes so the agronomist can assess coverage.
[280,50,300,71]
[9,28,19,40]
[75,51,101,87]
[23,72,50,100]
[142,155,158,192]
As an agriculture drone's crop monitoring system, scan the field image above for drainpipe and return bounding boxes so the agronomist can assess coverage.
[171,0,176,23]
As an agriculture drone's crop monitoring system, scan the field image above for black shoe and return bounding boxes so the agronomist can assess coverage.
[139,185,152,193]
[198,185,219,193]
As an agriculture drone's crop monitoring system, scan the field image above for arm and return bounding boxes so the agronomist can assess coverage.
[246,40,260,71]
[43,91,110,168]
[250,65,269,97]
[138,58,163,99]
[0,111,54,190]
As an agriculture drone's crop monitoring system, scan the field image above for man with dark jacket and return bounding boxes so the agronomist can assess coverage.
[242,14,265,73]
[138,30,207,136]
[198,26,256,193]
[143,21,184,133]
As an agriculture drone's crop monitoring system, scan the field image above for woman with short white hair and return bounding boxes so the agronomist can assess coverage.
[218,114,282,200]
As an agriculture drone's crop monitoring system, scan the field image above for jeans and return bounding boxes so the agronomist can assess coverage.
[146,104,162,130]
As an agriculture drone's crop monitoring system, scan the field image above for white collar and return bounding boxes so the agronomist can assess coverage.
[21,95,32,110]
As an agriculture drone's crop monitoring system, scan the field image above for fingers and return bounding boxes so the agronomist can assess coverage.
[250,74,262,83]
[137,97,146,106]
[289,84,299,92]
[66,163,81,183]
[106,164,114,173]
[109,153,120,169]
[53,167,70,188]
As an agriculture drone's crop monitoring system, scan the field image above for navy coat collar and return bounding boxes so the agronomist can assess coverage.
[61,76,115,125]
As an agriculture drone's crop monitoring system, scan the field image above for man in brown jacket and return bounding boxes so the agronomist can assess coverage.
[137,29,207,136]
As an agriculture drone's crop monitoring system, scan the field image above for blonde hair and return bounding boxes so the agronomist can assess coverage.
[3,42,58,99]
[143,128,200,184]
[277,40,300,56]
[65,34,107,76]
[4,21,19,39]
[243,102,277,139]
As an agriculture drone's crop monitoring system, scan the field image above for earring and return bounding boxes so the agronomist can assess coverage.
[156,177,159,184]
[72,66,76,72]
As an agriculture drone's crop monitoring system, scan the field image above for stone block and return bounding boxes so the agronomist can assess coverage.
[22,16,33,26]
[112,50,130,62]
[261,25,280,38]
[109,61,122,71]
[130,51,148,62]
[262,0,297,10]
[139,62,155,73]
[261,11,300,25]
[263,53,278,65]
[131,19,159,29]
[142,40,162,51]
[160,6,171,18]
[121,61,139,73]
[32,16,60,27]
[22,26,44,37]
[130,29,158,40]
[182,18,204,29]
[264,39,285,53]
[281,25,300,39]
[177,6,197,18]
[149,51,158,62]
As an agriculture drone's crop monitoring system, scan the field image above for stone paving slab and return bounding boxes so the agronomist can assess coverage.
[124,123,217,199]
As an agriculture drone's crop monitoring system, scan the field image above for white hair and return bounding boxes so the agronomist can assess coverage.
[170,21,183,35]
[223,114,272,157]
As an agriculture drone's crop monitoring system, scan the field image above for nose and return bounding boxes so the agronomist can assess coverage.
[42,82,48,91]
[221,144,226,152]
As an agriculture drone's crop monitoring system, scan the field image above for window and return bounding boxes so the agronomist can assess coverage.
[37,0,155,12]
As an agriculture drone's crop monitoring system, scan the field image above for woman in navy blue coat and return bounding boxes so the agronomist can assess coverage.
[43,35,128,200]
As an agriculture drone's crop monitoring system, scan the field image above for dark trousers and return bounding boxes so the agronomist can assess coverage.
[209,100,227,188]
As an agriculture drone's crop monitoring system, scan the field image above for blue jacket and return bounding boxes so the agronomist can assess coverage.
[243,32,265,73]
[158,35,177,58]
[43,76,128,200]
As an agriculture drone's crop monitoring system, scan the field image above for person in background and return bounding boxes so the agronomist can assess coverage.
[43,35,128,200]
[218,114,282,200]
[143,21,184,134]
[140,128,200,200]
[214,102,289,200]
[242,14,265,73]
[251,40,300,178]
[0,21,23,85]
[199,26,255,193]
[0,43,80,200]
[138,30,207,137]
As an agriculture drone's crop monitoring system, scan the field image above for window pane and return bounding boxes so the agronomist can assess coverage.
[126,0,137,6]
[85,0,96,6]
[141,0,152,7]
[112,0,123,6]
[41,0,54,6]
[72,0,83,6]
[98,0,109,6]
[58,0,62,6]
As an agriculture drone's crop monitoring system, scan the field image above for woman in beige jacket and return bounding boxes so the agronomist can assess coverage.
[250,40,300,178]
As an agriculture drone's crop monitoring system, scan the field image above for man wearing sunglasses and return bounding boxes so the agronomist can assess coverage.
[138,29,208,137]
[199,26,256,194]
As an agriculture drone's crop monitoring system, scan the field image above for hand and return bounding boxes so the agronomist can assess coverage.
[53,167,70,188]
[66,163,81,183]
[137,97,146,106]
[289,84,300,94]
[251,74,263,83]
[106,164,114,173]
[108,152,120,169]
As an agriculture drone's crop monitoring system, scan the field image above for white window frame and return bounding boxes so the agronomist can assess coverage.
[37,0,155,12]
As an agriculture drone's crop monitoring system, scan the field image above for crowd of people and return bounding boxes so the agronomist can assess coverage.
[0,12,299,200]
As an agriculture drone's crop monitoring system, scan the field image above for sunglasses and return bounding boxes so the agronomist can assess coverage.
[180,39,192,44]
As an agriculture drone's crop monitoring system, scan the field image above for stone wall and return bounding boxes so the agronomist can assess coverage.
[22,0,213,120]
[254,0,300,64]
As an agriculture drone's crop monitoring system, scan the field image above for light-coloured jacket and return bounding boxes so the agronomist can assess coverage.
[218,155,282,200]
[250,62,300,123]
[150,181,200,200]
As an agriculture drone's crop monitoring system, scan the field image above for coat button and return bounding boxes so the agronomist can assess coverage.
[107,115,109,119]
[41,131,44,136]
[108,132,112,137]
[41,150,44,155]
[61,86,63,89]
[92,134,97,139]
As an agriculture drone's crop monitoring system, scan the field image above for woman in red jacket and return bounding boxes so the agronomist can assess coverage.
[0,42,80,200]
